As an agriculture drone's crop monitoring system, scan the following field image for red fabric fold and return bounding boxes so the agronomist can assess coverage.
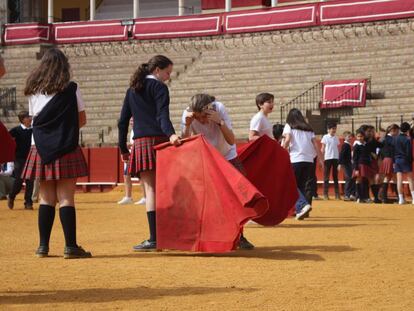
[155,135,269,252]
[0,121,16,163]
[237,135,298,226]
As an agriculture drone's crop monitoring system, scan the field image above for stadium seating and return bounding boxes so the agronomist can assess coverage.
[1,18,413,143]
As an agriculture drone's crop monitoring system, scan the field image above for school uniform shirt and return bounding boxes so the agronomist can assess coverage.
[9,124,32,160]
[282,123,316,163]
[181,101,237,161]
[28,85,85,145]
[352,141,371,169]
[339,141,352,165]
[380,134,395,159]
[249,111,272,138]
[321,134,340,160]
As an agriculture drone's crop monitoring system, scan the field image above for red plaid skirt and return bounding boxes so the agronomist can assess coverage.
[353,164,376,179]
[22,146,88,181]
[370,159,379,174]
[379,157,394,175]
[129,136,169,176]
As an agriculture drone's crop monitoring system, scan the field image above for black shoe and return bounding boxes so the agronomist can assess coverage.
[133,240,157,252]
[238,236,254,250]
[64,245,92,259]
[24,203,33,210]
[382,198,394,204]
[7,197,14,209]
[35,246,49,258]
[374,198,382,204]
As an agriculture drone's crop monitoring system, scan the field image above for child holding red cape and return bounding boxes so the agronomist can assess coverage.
[181,94,254,250]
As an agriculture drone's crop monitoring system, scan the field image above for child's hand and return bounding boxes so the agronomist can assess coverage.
[337,164,341,171]
[184,110,194,126]
[354,170,359,177]
[169,134,181,146]
[205,110,221,125]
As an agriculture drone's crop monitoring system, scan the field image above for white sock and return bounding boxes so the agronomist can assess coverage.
[411,191,414,202]
[398,194,404,202]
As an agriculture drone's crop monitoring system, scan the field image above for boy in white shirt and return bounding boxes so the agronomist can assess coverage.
[321,122,340,200]
[249,93,274,141]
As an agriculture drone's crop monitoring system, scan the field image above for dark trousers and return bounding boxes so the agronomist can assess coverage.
[292,162,314,205]
[308,157,318,197]
[342,162,355,197]
[323,159,339,196]
[9,158,34,205]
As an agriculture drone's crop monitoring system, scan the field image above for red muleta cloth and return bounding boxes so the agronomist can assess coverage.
[0,121,16,163]
[154,135,269,253]
[237,135,298,226]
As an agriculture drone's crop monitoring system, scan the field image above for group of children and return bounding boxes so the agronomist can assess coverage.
[2,49,413,258]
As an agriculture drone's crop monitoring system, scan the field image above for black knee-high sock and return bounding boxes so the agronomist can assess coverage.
[59,206,77,247]
[147,211,156,242]
[371,184,380,201]
[382,183,389,201]
[362,179,369,200]
[38,204,55,247]
[356,183,361,199]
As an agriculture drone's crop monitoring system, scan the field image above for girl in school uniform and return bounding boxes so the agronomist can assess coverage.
[249,93,274,141]
[353,129,376,203]
[21,48,91,259]
[118,55,180,251]
[379,124,399,203]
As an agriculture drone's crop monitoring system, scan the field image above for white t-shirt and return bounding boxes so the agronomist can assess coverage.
[181,101,237,161]
[282,123,316,163]
[28,86,85,145]
[249,111,273,138]
[321,134,340,160]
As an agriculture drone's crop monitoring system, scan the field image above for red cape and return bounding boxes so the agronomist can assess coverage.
[237,135,298,226]
[155,135,269,252]
[0,121,15,163]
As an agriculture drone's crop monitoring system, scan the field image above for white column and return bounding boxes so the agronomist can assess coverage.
[47,0,53,23]
[133,0,139,18]
[271,0,278,8]
[225,0,231,12]
[179,0,185,16]
[90,0,95,21]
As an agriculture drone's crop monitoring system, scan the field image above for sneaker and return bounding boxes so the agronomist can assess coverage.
[238,236,254,250]
[246,220,258,225]
[118,197,133,205]
[349,195,357,201]
[343,196,351,201]
[7,197,14,209]
[35,246,49,258]
[398,200,406,205]
[296,204,312,220]
[133,240,157,252]
[312,196,321,201]
[135,197,146,205]
[64,246,92,259]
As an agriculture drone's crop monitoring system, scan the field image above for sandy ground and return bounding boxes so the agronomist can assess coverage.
[0,186,413,311]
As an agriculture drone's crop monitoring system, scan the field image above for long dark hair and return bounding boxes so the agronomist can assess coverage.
[24,48,70,95]
[286,108,313,132]
[130,55,173,92]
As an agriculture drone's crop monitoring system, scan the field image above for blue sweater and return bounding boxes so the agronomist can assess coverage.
[118,78,175,154]
[393,134,412,163]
